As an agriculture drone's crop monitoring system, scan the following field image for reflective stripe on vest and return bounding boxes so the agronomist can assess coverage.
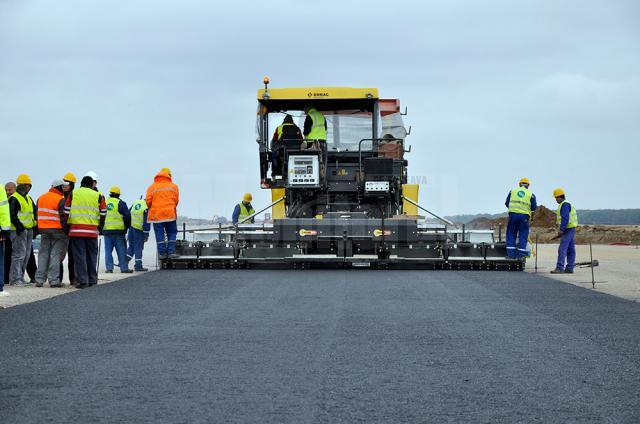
[37,190,64,230]
[508,187,533,216]
[556,201,579,229]
[10,193,35,230]
[307,108,326,140]
[131,199,147,231]
[238,203,255,223]
[68,187,100,226]
[104,197,125,230]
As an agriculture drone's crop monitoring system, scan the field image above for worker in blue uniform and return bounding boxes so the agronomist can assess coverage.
[551,188,579,274]
[505,178,537,259]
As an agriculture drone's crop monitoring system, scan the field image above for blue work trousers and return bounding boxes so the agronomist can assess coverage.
[506,213,530,258]
[153,221,177,255]
[127,228,146,270]
[556,228,576,272]
[104,234,129,272]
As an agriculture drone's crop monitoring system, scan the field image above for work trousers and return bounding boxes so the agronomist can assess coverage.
[70,237,98,286]
[9,229,33,285]
[59,242,75,283]
[35,231,68,285]
[127,228,146,270]
[153,221,177,255]
[556,228,576,272]
[0,241,4,291]
[104,234,129,272]
[506,213,530,258]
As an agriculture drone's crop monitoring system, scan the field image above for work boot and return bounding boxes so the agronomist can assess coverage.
[121,269,133,274]
[35,282,44,287]
[550,269,565,274]
[158,254,168,260]
[135,267,149,272]
[564,269,574,274]
[168,253,180,259]
[105,270,113,274]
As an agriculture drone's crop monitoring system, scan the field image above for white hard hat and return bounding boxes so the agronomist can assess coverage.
[84,171,98,181]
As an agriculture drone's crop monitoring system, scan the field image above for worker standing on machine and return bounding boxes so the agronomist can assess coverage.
[551,188,579,274]
[271,114,302,176]
[232,193,255,225]
[146,168,180,260]
[505,178,537,259]
[303,104,328,175]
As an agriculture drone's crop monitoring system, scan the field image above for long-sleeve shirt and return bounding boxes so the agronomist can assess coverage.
[505,192,537,213]
[103,198,132,235]
[8,192,37,232]
[232,203,255,224]
[303,114,328,137]
[559,202,572,232]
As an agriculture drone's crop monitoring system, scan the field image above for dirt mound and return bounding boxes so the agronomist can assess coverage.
[466,206,640,244]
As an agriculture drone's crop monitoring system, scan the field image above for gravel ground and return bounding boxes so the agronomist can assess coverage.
[1,270,639,423]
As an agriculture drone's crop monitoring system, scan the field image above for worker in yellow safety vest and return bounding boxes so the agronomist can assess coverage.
[504,178,537,259]
[0,180,11,294]
[551,188,579,274]
[8,174,36,286]
[233,193,255,224]
[126,197,150,272]
[103,186,132,274]
[64,171,107,288]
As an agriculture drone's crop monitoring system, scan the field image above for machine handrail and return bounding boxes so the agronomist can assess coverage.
[358,137,404,176]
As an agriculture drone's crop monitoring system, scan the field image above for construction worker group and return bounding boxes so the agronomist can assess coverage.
[505,178,578,274]
[0,168,179,294]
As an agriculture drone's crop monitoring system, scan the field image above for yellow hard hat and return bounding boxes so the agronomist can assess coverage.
[243,192,252,202]
[63,172,77,183]
[519,177,530,186]
[161,167,172,176]
[553,188,565,198]
[109,186,121,195]
[16,174,32,185]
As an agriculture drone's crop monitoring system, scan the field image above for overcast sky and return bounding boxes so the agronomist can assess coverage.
[1,0,638,218]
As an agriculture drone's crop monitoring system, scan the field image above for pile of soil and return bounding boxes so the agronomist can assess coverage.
[467,206,640,245]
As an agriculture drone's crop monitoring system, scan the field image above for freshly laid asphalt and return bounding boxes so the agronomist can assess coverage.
[1,270,640,423]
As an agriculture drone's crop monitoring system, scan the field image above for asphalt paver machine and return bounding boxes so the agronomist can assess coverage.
[164,81,523,270]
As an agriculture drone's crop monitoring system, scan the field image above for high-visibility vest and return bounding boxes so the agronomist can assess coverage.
[37,189,64,230]
[10,193,35,230]
[130,199,147,231]
[0,187,10,231]
[277,123,296,140]
[306,108,326,140]
[238,202,255,223]
[104,197,125,231]
[68,187,100,226]
[508,187,533,216]
[557,201,578,229]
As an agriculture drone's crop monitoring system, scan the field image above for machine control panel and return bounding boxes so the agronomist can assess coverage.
[287,155,320,187]
[365,181,390,192]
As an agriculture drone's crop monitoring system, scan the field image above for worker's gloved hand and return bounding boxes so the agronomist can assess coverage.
[144,234,149,243]
[0,230,10,240]
[98,227,103,236]
[557,230,564,237]
[33,228,39,238]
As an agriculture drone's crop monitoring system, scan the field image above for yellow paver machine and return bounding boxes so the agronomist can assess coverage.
[164,80,523,270]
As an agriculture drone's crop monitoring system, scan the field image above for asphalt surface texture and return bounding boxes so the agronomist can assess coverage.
[1,270,640,423]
